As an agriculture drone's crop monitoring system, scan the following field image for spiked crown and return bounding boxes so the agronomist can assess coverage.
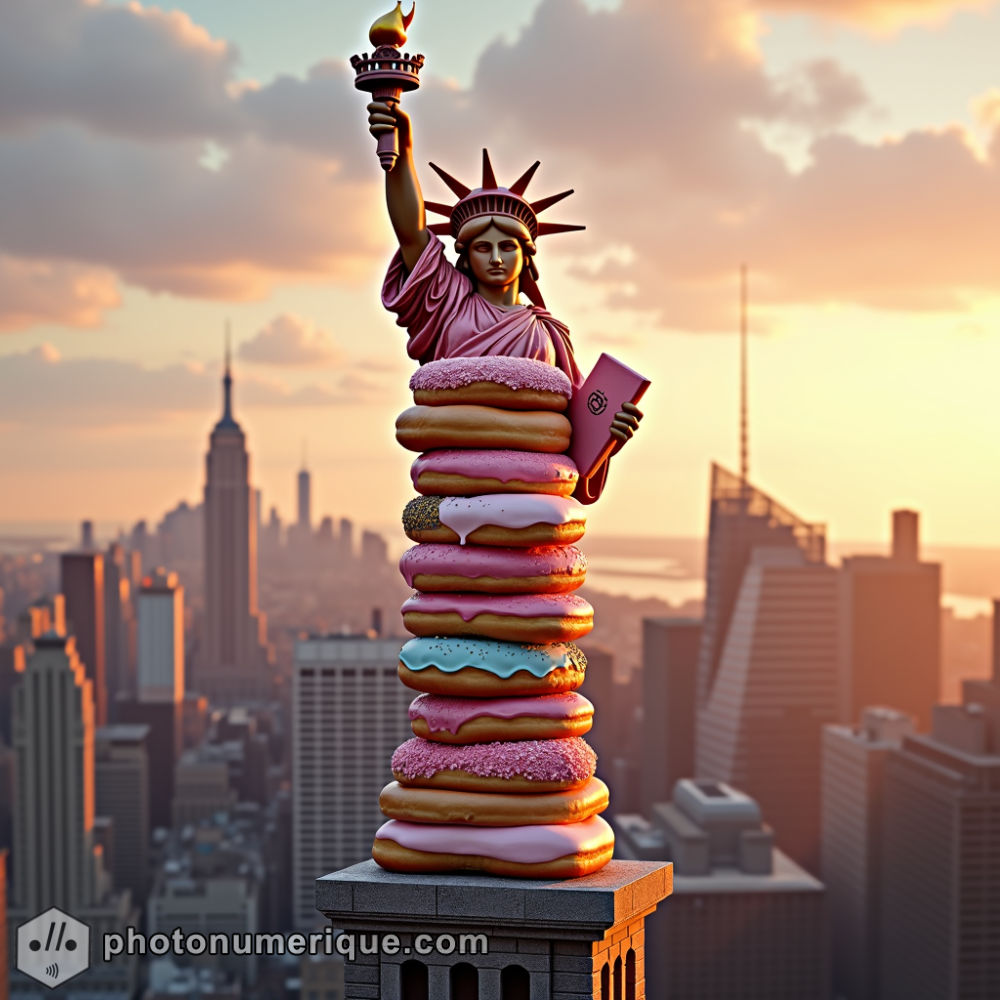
[425,149,584,246]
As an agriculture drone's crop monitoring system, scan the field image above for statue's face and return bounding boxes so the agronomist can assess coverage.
[467,224,525,289]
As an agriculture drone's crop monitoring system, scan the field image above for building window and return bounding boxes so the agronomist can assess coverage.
[601,962,610,1000]
[451,962,478,1000]
[501,964,530,1000]
[625,949,636,1000]
[614,955,622,1000]
[401,959,428,1000]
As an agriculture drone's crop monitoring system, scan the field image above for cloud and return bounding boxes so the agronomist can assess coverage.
[0,346,379,427]
[239,313,346,367]
[0,0,383,328]
[755,1,994,29]
[0,256,120,330]
[414,0,1000,329]
[0,0,998,338]
[0,0,239,140]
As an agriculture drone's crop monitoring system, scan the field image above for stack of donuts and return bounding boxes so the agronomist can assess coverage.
[372,356,615,878]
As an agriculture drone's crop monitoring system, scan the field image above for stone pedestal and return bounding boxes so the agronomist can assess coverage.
[316,859,672,999]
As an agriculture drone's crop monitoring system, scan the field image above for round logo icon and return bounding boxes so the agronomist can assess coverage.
[588,390,608,416]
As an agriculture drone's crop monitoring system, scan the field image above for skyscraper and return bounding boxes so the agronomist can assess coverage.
[10,635,119,918]
[120,569,184,830]
[297,465,312,531]
[292,633,410,928]
[104,542,129,716]
[641,617,702,816]
[881,699,1000,999]
[61,551,107,726]
[839,510,941,730]
[695,466,837,873]
[821,706,915,1000]
[200,353,271,705]
[95,724,151,907]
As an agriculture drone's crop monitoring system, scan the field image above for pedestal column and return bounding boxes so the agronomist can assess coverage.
[316,859,672,999]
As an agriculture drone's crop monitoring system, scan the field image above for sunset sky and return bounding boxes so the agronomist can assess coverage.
[2,0,1000,548]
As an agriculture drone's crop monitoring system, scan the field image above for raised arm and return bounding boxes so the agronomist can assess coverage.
[368,101,431,272]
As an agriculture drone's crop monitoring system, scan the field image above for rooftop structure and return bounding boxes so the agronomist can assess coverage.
[615,780,829,999]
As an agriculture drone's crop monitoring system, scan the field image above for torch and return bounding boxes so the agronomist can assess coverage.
[351,3,424,172]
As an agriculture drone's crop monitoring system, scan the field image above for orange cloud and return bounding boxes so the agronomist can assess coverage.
[239,313,346,368]
[0,256,120,331]
[755,0,994,29]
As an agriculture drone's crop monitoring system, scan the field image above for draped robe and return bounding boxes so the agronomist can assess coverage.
[382,234,609,502]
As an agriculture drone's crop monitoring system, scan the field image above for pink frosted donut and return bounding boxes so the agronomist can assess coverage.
[401,591,594,643]
[408,691,594,743]
[410,357,573,412]
[391,735,596,792]
[399,544,587,594]
[411,449,579,498]
[372,815,615,878]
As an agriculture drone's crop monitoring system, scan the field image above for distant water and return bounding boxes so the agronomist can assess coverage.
[1,523,994,618]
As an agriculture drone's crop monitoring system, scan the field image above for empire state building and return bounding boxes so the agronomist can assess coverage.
[200,354,272,704]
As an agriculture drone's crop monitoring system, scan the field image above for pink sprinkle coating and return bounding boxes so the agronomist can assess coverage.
[391,736,597,783]
[411,357,572,398]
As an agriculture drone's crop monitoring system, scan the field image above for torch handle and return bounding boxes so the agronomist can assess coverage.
[373,89,403,172]
[376,128,398,172]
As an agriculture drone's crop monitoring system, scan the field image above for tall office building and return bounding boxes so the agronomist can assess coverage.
[61,551,107,725]
[615,780,829,999]
[695,466,837,873]
[200,354,271,704]
[292,634,410,928]
[11,634,100,913]
[298,466,312,531]
[137,570,184,704]
[95,725,151,906]
[0,849,7,1000]
[839,510,941,730]
[104,542,128,716]
[881,697,1000,998]
[339,518,354,561]
[821,707,915,1000]
[119,570,185,831]
[641,617,702,816]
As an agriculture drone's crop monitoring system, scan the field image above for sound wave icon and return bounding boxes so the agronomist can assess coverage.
[45,963,59,979]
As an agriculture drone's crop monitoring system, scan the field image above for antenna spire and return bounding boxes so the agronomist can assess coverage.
[740,265,749,492]
[222,320,234,423]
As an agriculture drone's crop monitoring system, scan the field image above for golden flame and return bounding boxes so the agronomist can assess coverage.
[369,2,415,48]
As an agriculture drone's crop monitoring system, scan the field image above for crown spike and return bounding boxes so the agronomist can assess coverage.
[482,149,498,190]
[530,189,575,215]
[424,201,455,218]
[427,222,453,235]
[509,161,541,197]
[536,222,586,236]
[428,162,471,199]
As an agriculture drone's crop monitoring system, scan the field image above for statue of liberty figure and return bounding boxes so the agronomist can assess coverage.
[366,97,643,501]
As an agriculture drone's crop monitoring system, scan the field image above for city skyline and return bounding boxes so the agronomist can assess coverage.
[2,1,1000,544]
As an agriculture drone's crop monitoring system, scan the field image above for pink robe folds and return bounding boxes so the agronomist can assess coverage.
[382,234,609,502]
